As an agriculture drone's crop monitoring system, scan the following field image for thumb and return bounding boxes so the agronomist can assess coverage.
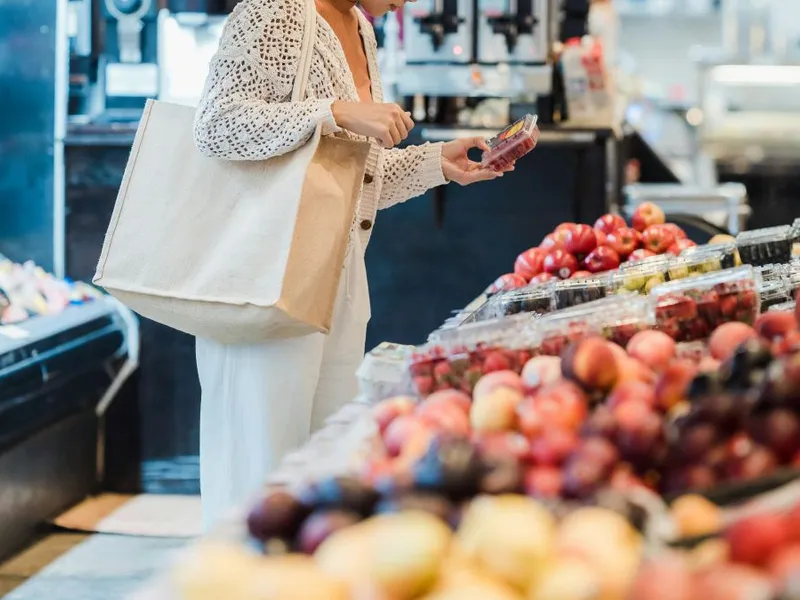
[468,136,490,152]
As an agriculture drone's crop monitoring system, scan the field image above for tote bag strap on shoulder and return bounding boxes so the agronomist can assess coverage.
[292,0,319,102]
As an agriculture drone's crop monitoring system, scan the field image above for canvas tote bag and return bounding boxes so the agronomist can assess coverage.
[93,0,370,344]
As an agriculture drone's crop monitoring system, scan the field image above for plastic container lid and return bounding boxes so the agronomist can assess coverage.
[551,274,610,310]
[481,114,540,171]
[667,248,725,280]
[481,282,555,319]
[426,312,533,350]
[609,257,672,295]
[736,225,794,266]
[681,241,740,269]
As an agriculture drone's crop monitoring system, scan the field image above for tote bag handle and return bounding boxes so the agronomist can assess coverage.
[292,0,319,102]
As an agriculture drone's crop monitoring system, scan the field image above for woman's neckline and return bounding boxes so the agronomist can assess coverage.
[316,0,359,16]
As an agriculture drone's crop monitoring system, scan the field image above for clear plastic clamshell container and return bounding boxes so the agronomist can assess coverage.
[481,114,540,171]
[668,248,726,280]
[680,242,740,270]
[356,342,416,403]
[591,294,654,346]
[768,300,796,313]
[736,225,794,267]
[528,304,601,356]
[755,263,793,311]
[551,274,610,310]
[784,259,800,299]
[411,313,534,396]
[609,256,673,296]
[648,265,760,343]
[791,218,800,257]
[477,281,555,320]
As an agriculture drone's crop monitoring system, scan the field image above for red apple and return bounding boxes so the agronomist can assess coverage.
[594,213,627,235]
[595,229,608,247]
[383,415,431,457]
[605,227,641,258]
[541,228,571,251]
[530,272,557,286]
[514,247,547,281]
[631,201,666,232]
[543,249,579,279]
[627,248,656,263]
[564,224,598,256]
[556,222,578,233]
[641,225,676,254]
[486,273,527,294]
[583,246,621,273]
[668,238,697,256]
[661,223,687,240]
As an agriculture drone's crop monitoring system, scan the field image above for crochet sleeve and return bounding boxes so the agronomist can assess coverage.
[193,0,339,160]
[378,143,447,209]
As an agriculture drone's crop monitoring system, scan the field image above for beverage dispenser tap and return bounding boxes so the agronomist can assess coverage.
[414,0,464,51]
[403,0,474,64]
[486,0,537,54]
[477,0,548,64]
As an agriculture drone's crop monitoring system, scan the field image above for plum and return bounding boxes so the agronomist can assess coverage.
[247,489,310,542]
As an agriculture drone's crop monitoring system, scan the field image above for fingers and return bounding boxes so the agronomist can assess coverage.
[400,111,415,132]
[389,122,402,147]
[464,136,491,152]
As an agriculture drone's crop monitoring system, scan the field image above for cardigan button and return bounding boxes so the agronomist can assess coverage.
[360,219,372,231]
[364,173,374,185]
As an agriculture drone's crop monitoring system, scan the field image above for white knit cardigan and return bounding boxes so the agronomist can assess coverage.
[193,0,447,249]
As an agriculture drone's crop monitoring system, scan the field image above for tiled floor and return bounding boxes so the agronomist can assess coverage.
[0,533,187,599]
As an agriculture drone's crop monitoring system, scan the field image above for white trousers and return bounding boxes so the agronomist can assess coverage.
[196,237,371,532]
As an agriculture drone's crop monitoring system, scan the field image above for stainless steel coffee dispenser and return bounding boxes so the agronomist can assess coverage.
[403,0,475,64]
[476,0,549,64]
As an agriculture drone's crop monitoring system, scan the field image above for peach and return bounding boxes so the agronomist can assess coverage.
[561,337,619,392]
[473,431,531,462]
[422,390,472,415]
[373,396,416,435]
[383,415,431,458]
[627,555,693,600]
[521,356,563,392]
[534,381,589,431]
[616,356,657,386]
[524,466,565,499]
[698,356,722,373]
[417,402,471,437]
[606,380,657,410]
[754,311,797,342]
[473,370,524,400]
[693,564,775,600]
[517,397,545,439]
[626,330,676,372]
[708,322,758,361]
[654,360,697,412]
[767,544,800,585]
[725,512,789,566]
[671,494,722,538]
[470,387,524,434]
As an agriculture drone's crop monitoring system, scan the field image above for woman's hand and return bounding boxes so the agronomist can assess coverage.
[440,137,514,186]
[331,101,415,148]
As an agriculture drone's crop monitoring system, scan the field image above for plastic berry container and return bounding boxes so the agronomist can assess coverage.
[783,259,800,298]
[668,249,725,280]
[551,274,610,310]
[680,242,740,270]
[610,256,673,296]
[590,295,654,346]
[736,225,794,267]
[648,266,760,343]
[482,282,555,318]
[356,342,416,403]
[791,218,800,257]
[758,277,792,312]
[528,306,601,356]
[411,313,534,396]
[481,114,540,172]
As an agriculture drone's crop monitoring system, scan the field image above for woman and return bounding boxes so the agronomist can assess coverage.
[193,0,508,530]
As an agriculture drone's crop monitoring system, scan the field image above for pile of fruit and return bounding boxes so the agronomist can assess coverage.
[488,202,697,294]
[379,306,800,504]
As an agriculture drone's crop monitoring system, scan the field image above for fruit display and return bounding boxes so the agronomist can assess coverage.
[161,220,800,600]
[737,225,795,267]
[410,314,534,396]
[0,258,100,324]
[649,266,760,342]
[551,274,610,310]
[481,114,540,172]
